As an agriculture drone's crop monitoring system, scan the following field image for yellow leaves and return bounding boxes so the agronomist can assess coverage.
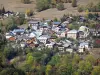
[25,9,33,16]
[51,0,56,4]
[25,9,30,16]
[46,65,52,75]
[85,9,89,18]
[91,66,100,75]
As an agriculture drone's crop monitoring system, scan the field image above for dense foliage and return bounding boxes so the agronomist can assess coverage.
[0,13,26,31]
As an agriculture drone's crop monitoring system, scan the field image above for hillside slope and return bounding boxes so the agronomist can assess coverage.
[0,0,99,19]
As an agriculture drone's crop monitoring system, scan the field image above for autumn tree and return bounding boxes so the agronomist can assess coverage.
[51,0,57,5]
[25,9,33,16]
[45,65,52,75]
[92,66,100,75]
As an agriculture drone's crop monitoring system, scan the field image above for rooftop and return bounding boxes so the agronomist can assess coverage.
[67,29,78,34]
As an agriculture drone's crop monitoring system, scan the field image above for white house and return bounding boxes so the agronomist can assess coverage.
[52,27,60,32]
[28,21,40,30]
[45,42,55,48]
[78,42,89,53]
[79,26,90,38]
[37,35,50,44]
[67,30,78,39]
[29,32,36,38]
[5,33,12,39]
[65,48,73,53]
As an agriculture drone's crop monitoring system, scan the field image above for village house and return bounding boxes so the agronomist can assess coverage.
[5,33,13,39]
[37,35,51,44]
[28,20,40,30]
[52,27,60,32]
[61,21,69,27]
[67,30,78,39]
[29,32,36,38]
[56,31,66,38]
[11,28,25,35]
[78,42,90,53]
[45,42,55,48]
[79,26,90,38]
[52,22,61,27]
[4,11,14,17]
[65,48,74,53]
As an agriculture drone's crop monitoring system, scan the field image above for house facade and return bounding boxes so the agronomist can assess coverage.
[67,30,78,39]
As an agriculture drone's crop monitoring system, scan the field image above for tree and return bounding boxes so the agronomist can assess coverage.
[53,17,58,21]
[49,55,60,65]
[77,5,84,12]
[25,9,33,16]
[2,6,5,14]
[96,1,100,12]
[86,2,94,12]
[0,9,2,15]
[36,0,50,12]
[72,54,80,65]
[51,0,57,5]
[72,0,77,7]
[3,47,17,60]
[0,34,6,47]
[26,53,35,65]
[85,54,95,65]
[68,0,72,3]
[92,66,100,75]
[85,9,89,18]
[0,22,3,33]
[62,0,68,3]
[45,65,52,75]
[56,3,64,10]
[21,0,30,4]
[0,68,25,75]
[78,60,92,75]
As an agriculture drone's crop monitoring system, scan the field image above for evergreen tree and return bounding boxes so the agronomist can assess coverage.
[2,6,5,14]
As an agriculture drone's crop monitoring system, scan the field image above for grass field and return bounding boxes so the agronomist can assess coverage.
[0,0,99,19]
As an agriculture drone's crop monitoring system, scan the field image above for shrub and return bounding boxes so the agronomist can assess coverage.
[77,5,84,12]
[21,0,30,4]
[68,0,72,3]
[62,0,68,3]
[54,17,58,21]
[96,2,100,12]
[56,3,64,11]
[72,0,77,7]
